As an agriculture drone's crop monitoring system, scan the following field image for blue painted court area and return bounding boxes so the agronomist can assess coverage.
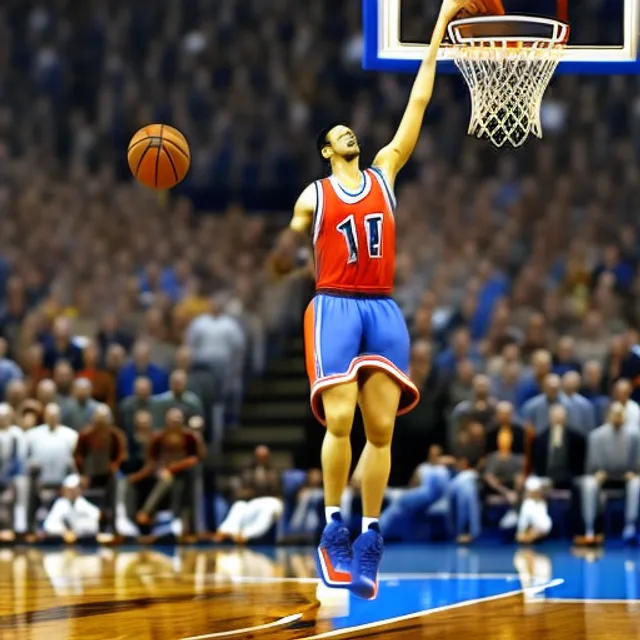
[316,544,640,630]
[328,575,519,629]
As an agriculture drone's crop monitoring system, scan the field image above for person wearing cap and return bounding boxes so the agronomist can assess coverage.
[43,474,101,543]
[516,476,552,544]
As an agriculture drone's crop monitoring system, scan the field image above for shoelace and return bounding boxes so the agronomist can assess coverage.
[359,533,383,576]
[328,524,352,564]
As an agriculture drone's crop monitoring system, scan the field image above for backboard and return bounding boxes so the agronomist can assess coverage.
[363,0,640,73]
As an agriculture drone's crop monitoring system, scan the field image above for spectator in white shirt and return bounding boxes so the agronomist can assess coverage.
[612,379,640,434]
[26,403,78,485]
[25,403,78,534]
[0,403,27,540]
[186,297,246,374]
[516,476,552,544]
[186,295,247,428]
[43,474,101,542]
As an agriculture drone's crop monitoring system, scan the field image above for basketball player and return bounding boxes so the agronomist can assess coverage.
[270,0,470,600]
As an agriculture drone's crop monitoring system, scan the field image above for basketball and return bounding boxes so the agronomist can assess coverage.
[127,124,191,190]
[456,0,505,18]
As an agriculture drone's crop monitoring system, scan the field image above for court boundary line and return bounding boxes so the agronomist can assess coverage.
[179,613,302,640]
[545,598,640,604]
[302,579,564,639]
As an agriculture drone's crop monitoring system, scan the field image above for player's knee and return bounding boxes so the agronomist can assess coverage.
[324,403,354,438]
[365,421,394,448]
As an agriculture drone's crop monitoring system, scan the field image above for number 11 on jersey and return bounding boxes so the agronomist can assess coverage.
[337,214,383,264]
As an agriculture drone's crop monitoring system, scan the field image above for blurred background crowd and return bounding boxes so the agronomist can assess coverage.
[0,0,638,546]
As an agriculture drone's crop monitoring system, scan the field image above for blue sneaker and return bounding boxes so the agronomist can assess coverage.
[315,514,352,587]
[350,524,383,600]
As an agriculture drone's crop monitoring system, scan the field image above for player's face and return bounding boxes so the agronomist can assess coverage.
[326,125,360,161]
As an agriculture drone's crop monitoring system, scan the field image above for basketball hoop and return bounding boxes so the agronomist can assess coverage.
[448,16,570,148]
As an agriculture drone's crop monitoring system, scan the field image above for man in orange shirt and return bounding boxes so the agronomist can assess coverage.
[128,407,205,537]
[76,341,116,409]
[74,404,127,539]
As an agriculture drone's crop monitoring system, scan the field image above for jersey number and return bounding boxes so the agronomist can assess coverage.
[336,214,383,264]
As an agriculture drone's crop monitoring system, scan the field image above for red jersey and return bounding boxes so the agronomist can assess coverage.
[312,167,396,296]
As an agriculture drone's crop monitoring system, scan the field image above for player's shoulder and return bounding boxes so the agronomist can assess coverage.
[367,165,398,210]
[294,181,319,213]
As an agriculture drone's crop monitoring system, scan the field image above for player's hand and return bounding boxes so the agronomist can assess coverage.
[625,471,637,482]
[442,0,475,19]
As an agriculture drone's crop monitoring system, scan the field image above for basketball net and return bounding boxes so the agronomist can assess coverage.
[448,17,570,148]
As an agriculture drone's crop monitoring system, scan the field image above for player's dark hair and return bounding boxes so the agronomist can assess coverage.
[316,123,342,160]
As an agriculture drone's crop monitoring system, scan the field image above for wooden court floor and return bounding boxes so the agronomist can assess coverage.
[0,546,636,639]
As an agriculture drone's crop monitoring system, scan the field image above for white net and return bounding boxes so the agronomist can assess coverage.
[448,18,569,148]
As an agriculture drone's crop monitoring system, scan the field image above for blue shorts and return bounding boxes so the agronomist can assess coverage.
[303,293,420,424]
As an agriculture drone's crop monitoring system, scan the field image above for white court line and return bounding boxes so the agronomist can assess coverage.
[545,598,640,604]
[179,613,302,640]
[303,579,564,639]
[204,572,520,585]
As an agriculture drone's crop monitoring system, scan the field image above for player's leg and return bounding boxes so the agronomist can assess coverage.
[315,381,359,586]
[321,381,359,515]
[346,297,419,599]
[348,372,400,599]
[358,372,401,527]
[304,294,362,587]
[356,297,418,527]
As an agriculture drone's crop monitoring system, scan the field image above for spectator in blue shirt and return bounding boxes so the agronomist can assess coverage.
[522,373,573,434]
[620,333,640,404]
[96,313,134,359]
[514,349,552,411]
[591,244,634,295]
[552,336,582,376]
[117,340,169,400]
[561,371,597,436]
[435,327,482,376]
[41,317,84,372]
[580,360,611,426]
[471,260,509,340]
[0,338,23,401]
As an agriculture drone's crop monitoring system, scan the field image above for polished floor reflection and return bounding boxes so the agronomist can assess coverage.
[0,544,638,638]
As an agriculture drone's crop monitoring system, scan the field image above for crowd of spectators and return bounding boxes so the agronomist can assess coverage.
[0,0,637,546]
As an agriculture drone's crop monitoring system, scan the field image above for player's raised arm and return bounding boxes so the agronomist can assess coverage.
[373,0,470,183]
[267,183,316,280]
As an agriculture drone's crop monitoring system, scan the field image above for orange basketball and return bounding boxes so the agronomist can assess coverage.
[128,124,190,190]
